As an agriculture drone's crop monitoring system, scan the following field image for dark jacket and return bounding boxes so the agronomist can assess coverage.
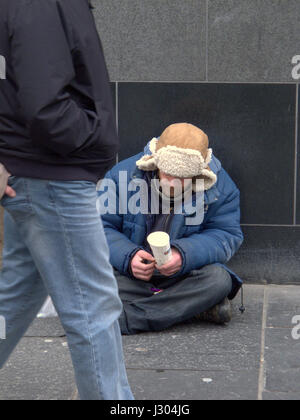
[0,0,118,183]
[99,141,244,300]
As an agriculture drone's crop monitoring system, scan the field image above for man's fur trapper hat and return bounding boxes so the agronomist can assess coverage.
[136,123,217,191]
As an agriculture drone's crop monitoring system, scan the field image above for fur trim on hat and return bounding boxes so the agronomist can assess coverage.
[193,169,217,192]
[136,138,217,190]
[136,138,158,171]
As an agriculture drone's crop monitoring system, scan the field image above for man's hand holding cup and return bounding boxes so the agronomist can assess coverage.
[155,247,183,277]
[130,250,156,282]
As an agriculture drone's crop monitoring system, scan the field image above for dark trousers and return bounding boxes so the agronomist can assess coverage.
[115,265,232,335]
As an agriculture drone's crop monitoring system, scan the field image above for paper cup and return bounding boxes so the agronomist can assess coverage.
[147,231,172,267]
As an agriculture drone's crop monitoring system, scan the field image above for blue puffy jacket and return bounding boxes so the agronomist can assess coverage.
[99,141,244,299]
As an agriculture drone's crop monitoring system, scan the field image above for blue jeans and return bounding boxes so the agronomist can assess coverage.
[0,176,133,400]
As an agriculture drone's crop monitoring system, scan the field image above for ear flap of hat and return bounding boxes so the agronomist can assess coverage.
[136,154,157,171]
[193,166,218,192]
[136,138,158,171]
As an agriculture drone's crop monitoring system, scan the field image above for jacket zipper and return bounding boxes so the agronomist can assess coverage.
[164,206,174,233]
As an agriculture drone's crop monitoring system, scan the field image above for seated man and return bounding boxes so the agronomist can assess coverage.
[99,123,244,335]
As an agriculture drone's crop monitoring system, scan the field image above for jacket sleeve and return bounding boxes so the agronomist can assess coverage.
[99,170,143,275]
[9,0,102,157]
[171,176,244,275]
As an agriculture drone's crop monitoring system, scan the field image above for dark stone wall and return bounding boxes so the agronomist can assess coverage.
[1,1,299,284]
[112,82,299,285]
[93,1,300,285]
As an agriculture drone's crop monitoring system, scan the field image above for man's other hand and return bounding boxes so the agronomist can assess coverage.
[4,185,17,198]
[0,164,16,199]
[130,250,156,282]
[156,247,183,277]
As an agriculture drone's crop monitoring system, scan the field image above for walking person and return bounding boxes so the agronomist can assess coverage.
[0,0,133,400]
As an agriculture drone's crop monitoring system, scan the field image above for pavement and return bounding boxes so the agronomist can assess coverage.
[0,284,299,400]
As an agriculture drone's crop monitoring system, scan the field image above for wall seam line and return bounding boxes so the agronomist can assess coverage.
[116,81,119,164]
[241,224,300,227]
[109,80,296,85]
[293,84,299,224]
[258,286,268,401]
[206,0,209,82]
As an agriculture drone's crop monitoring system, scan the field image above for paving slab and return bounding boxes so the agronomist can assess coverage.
[208,0,300,82]
[264,328,300,393]
[93,0,206,82]
[1,285,300,400]
[123,285,264,372]
[262,391,300,401]
[127,368,259,400]
[0,338,75,400]
[25,318,65,338]
[260,286,300,398]
[266,286,300,328]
